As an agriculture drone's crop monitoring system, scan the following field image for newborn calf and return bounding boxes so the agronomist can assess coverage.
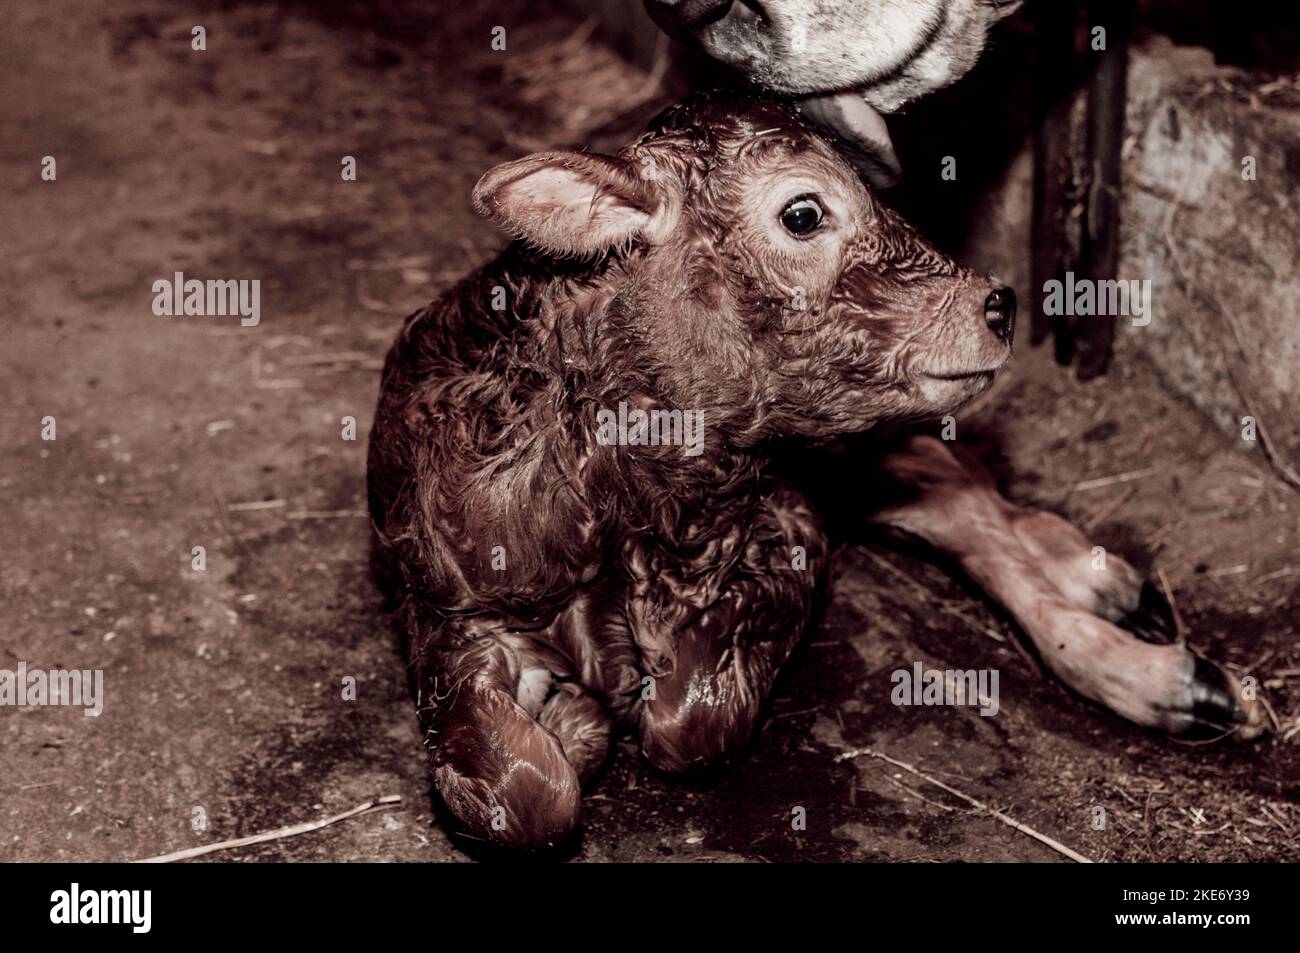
[367,92,1261,849]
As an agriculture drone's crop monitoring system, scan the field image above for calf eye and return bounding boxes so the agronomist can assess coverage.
[781,197,824,236]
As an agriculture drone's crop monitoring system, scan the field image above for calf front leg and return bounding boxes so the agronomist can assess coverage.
[634,486,828,773]
[412,616,611,849]
[867,436,1264,738]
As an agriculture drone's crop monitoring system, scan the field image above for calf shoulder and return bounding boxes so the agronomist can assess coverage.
[367,249,617,622]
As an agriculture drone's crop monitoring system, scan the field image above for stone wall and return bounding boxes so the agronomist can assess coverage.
[1121,38,1300,460]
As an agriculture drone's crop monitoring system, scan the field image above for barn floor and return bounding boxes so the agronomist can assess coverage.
[3,0,1296,863]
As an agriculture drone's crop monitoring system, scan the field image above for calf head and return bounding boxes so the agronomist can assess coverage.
[472,92,1013,448]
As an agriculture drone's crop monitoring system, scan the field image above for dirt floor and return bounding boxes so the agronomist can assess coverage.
[2,0,1297,863]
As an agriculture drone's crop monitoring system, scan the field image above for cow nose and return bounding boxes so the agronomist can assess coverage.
[653,0,735,29]
[984,287,1016,344]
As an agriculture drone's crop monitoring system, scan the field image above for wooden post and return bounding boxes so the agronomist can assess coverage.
[1029,1,1082,360]
[1031,0,1135,379]
[1076,0,1134,380]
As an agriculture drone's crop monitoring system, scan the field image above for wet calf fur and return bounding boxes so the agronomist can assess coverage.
[367,92,1262,850]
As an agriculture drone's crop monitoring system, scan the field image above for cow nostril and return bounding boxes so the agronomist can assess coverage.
[984,286,1016,344]
[672,0,736,29]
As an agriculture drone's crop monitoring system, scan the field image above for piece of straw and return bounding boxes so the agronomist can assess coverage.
[835,748,1094,863]
[133,795,402,863]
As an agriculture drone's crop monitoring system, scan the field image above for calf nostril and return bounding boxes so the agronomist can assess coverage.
[984,286,1016,343]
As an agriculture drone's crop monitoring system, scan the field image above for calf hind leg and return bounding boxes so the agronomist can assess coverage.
[997,498,1177,643]
[868,436,1264,739]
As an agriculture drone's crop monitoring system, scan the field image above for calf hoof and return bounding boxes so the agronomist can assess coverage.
[1180,656,1267,741]
[1114,581,1177,644]
[1093,581,1265,739]
[1036,610,1266,742]
[1109,587,1266,740]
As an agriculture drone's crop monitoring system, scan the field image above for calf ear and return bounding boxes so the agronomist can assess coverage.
[472,152,661,256]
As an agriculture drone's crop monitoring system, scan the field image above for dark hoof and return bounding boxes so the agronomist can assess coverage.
[1178,657,1266,740]
[1116,581,1177,644]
